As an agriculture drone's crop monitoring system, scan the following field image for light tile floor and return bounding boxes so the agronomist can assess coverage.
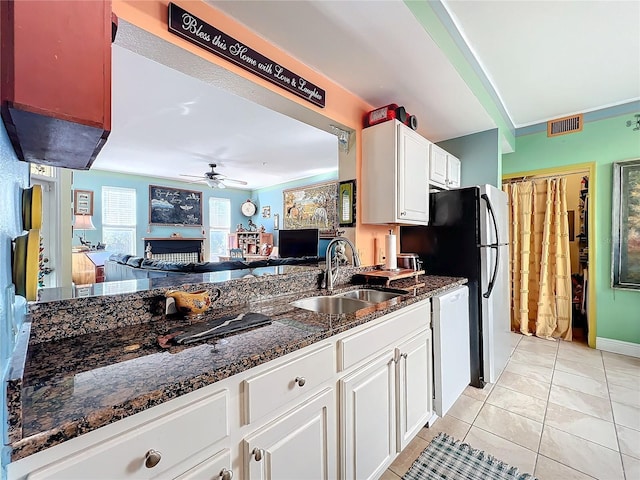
[380,332,640,480]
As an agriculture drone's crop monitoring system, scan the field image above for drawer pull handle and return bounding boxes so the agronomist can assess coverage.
[295,376,306,387]
[144,449,162,468]
[252,447,264,462]
[219,468,233,480]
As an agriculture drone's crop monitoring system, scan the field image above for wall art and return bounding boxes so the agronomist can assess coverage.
[612,158,640,289]
[149,185,203,226]
[283,181,338,237]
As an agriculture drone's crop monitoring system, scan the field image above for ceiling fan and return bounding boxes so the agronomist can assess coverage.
[179,163,248,189]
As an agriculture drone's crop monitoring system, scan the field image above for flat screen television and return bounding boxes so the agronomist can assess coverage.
[278,228,319,258]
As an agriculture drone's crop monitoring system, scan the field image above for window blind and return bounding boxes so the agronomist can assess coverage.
[209,197,230,228]
[102,186,136,226]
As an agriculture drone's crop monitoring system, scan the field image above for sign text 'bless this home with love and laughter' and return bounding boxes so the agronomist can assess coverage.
[168,3,326,108]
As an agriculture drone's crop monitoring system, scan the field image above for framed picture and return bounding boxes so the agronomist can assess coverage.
[338,180,356,227]
[612,158,640,289]
[283,180,338,237]
[149,185,203,226]
[73,190,94,216]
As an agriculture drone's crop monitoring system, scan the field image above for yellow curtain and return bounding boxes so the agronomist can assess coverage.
[503,178,572,340]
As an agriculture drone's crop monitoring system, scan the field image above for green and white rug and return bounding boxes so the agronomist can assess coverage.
[402,433,538,480]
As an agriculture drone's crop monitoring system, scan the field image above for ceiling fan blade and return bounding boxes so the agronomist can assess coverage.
[222,178,248,185]
[179,174,206,179]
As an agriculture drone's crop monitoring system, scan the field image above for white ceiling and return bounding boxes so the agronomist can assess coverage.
[444,0,640,127]
[93,0,640,190]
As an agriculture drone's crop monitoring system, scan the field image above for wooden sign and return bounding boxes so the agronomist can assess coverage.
[168,3,326,108]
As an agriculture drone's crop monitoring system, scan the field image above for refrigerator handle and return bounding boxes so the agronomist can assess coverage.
[481,194,500,299]
[481,193,501,246]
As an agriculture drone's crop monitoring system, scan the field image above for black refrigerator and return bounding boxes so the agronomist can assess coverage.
[400,184,510,388]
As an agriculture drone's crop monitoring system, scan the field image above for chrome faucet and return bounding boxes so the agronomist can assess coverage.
[325,237,361,292]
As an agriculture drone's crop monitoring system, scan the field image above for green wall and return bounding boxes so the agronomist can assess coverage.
[503,113,640,344]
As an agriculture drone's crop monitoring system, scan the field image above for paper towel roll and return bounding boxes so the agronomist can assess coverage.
[385,232,397,270]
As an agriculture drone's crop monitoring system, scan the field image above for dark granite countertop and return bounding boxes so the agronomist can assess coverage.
[9,275,466,461]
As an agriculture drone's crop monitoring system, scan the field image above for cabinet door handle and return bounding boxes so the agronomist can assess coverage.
[144,449,162,468]
[400,211,407,216]
[294,376,306,387]
[219,468,233,480]
[252,447,264,462]
[401,353,408,359]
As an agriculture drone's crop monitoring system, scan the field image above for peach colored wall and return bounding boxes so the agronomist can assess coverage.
[113,0,390,265]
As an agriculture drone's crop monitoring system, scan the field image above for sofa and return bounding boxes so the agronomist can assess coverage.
[104,254,322,282]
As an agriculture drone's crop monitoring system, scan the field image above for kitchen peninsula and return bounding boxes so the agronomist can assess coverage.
[6,266,466,480]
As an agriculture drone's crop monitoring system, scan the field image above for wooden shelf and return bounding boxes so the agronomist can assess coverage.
[228,232,273,255]
[361,269,425,287]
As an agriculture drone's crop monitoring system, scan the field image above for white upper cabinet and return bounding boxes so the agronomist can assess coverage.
[429,144,460,189]
[446,154,461,188]
[362,120,430,225]
[429,144,448,187]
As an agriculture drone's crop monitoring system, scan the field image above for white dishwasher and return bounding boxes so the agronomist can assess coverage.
[432,285,470,417]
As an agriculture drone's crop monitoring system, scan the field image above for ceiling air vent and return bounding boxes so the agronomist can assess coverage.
[547,114,583,137]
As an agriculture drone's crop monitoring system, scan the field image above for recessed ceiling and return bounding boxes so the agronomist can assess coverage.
[210,0,640,132]
[207,0,496,142]
[96,0,640,188]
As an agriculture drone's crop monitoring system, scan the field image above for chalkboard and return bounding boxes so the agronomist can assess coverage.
[149,185,203,226]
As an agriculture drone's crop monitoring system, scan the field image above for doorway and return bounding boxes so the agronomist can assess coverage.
[30,175,59,289]
[502,163,595,347]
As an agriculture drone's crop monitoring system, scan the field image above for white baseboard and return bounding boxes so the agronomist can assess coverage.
[596,337,640,358]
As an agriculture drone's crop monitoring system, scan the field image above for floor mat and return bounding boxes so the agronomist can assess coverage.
[402,432,537,480]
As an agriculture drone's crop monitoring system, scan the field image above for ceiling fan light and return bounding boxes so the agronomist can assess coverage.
[206,178,225,189]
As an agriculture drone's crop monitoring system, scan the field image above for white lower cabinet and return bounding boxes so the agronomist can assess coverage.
[13,388,230,480]
[340,350,396,480]
[174,448,233,480]
[9,299,437,480]
[243,388,336,480]
[397,330,433,451]
[339,300,433,480]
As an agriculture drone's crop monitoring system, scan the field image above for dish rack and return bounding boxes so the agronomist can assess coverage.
[360,269,425,290]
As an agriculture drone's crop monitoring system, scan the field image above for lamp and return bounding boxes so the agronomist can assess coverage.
[73,214,96,246]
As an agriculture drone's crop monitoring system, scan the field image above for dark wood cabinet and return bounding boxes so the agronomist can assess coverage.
[0,0,112,169]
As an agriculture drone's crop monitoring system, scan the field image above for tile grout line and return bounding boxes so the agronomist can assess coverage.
[532,338,559,476]
[604,351,628,480]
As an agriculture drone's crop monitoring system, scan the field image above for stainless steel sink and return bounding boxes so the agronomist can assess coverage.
[334,288,405,303]
[290,296,372,314]
[291,288,406,314]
